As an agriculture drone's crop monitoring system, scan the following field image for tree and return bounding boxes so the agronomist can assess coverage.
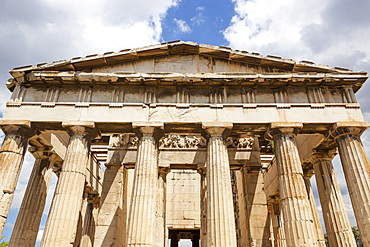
[352,227,363,247]
[0,236,8,247]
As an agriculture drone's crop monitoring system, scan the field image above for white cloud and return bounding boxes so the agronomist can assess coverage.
[36,229,43,243]
[224,0,370,230]
[224,0,370,73]
[173,18,192,33]
[191,6,206,26]
[0,0,179,112]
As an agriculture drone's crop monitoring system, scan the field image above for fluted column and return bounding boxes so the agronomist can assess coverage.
[0,120,35,235]
[197,166,207,247]
[126,122,163,246]
[41,122,97,247]
[80,194,99,247]
[203,122,237,247]
[154,166,170,247]
[267,198,286,247]
[303,169,326,247]
[94,164,125,246]
[312,151,357,247]
[331,122,370,245]
[9,147,57,247]
[266,123,316,246]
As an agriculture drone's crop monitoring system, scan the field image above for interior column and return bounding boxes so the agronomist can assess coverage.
[303,169,326,246]
[41,122,97,247]
[9,147,57,247]
[312,151,357,247]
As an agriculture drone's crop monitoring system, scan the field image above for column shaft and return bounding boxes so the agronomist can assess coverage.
[0,123,33,235]
[154,167,169,247]
[313,155,357,247]
[126,129,158,246]
[269,201,286,247]
[334,128,370,245]
[205,126,237,247]
[94,165,125,247]
[9,151,54,247]
[271,127,317,246]
[41,126,92,247]
[303,172,326,246]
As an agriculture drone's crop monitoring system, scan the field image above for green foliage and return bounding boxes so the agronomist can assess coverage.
[269,140,275,154]
[352,227,363,247]
[0,236,8,247]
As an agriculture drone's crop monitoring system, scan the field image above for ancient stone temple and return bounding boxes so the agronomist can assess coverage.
[1,41,370,247]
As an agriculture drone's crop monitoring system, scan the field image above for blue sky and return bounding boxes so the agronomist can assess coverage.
[1,0,370,246]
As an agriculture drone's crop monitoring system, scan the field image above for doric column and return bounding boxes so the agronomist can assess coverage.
[331,122,370,246]
[203,122,237,247]
[41,121,98,247]
[94,164,125,246]
[311,151,357,247]
[197,166,207,247]
[80,194,99,247]
[267,197,286,247]
[9,147,57,247]
[266,123,317,246]
[126,122,163,246]
[303,169,326,247]
[0,120,35,235]
[154,166,170,247]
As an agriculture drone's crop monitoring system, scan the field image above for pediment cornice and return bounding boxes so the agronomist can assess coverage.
[10,71,367,92]
[9,41,367,79]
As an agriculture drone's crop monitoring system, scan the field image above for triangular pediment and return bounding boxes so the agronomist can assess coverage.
[9,41,365,76]
[7,41,368,92]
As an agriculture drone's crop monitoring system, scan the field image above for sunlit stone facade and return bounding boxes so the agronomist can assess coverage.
[1,41,369,246]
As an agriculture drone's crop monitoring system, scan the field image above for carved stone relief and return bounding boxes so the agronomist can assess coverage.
[159,134,206,149]
[109,134,138,148]
[226,137,254,149]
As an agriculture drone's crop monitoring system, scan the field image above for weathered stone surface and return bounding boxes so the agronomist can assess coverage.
[8,148,55,247]
[126,125,160,246]
[41,125,94,247]
[0,121,35,236]
[2,42,370,246]
[303,170,325,247]
[332,125,370,246]
[267,124,317,246]
[204,124,237,247]
[312,152,357,247]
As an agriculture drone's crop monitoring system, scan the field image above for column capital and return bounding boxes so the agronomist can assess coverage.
[28,146,51,160]
[303,169,315,179]
[158,164,170,175]
[197,165,206,176]
[330,121,369,139]
[265,122,303,140]
[310,149,337,163]
[202,122,233,137]
[0,120,36,137]
[132,121,164,138]
[62,121,100,138]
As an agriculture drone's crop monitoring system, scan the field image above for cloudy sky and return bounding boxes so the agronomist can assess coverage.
[1,0,370,245]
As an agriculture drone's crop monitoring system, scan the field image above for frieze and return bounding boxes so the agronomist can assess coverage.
[226,136,254,149]
[109,134,138,148]
[159,134,206,149]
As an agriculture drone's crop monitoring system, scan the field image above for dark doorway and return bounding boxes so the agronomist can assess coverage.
[169,229,200,247]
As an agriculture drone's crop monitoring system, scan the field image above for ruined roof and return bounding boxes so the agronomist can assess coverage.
[9,41,367,79]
